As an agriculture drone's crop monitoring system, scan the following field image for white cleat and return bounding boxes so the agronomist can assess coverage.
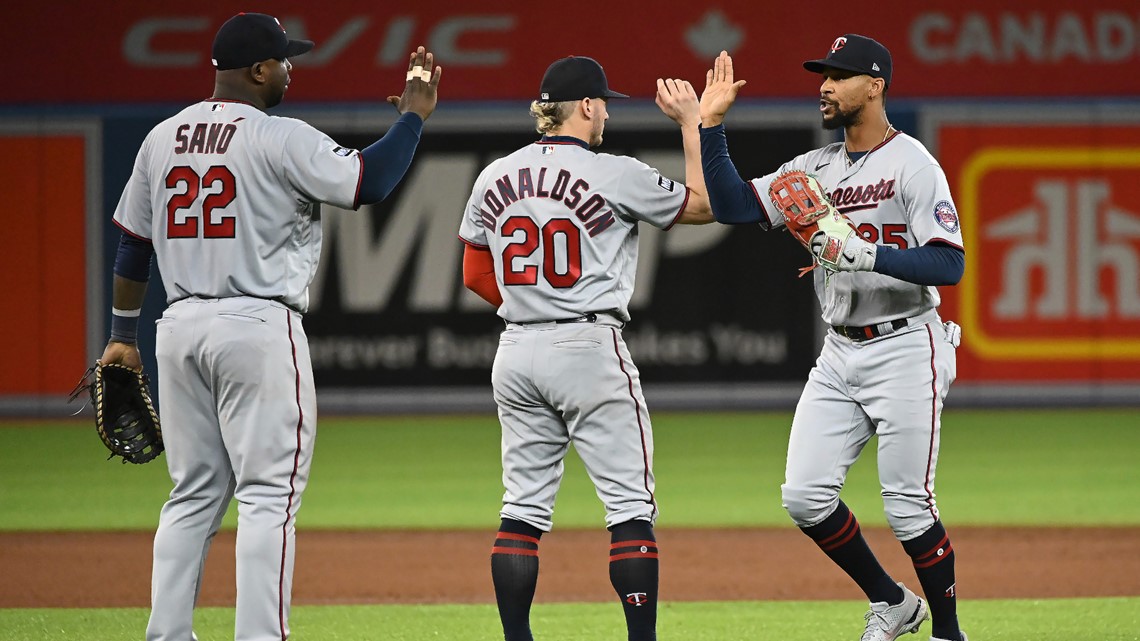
[859,582,930,641]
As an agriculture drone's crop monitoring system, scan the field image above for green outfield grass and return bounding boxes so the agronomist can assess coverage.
[1,408,1137,641]
[0,409,1138,530]
[2,597,1138,641]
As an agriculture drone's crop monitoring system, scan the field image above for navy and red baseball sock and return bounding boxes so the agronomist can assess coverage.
[902,520,960,641]
[608,519,659,641]
[491,518,543,641]
[800,500,903,605]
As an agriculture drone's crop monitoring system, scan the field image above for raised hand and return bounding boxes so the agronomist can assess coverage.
[699,50,747,127]
[387,46,442,121]
[655,78,700,129]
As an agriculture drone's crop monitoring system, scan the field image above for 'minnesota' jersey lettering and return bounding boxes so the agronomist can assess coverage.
[749,131,964,327]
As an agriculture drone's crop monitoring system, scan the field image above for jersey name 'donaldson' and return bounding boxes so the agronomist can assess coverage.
[477,166,617,238]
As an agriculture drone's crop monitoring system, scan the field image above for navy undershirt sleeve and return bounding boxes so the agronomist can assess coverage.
[357,112,424,205]
[873,242,965,286]
[113,233,154,282]
[699,124,769,227]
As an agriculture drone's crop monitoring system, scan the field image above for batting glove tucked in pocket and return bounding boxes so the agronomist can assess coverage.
[943,321,961,348]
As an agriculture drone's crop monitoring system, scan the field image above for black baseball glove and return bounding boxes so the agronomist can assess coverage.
[70,362,164,464]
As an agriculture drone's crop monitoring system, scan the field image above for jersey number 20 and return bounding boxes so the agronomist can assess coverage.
[501,216,581,288]
[166,165,237,239]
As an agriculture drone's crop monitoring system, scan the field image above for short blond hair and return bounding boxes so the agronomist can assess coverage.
[529,100,577,135]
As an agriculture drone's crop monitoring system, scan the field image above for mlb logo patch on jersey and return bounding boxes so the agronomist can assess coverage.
[656,174,675,192]
[541,145,556,155]
[211,103,226,112]
[332,146,355,157]
[933,200,959,232]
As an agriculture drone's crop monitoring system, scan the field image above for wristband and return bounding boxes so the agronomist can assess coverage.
[110,307,141,344]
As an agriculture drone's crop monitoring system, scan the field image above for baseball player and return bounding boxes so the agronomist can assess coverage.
[697,38,967,641]
[98,13,440,640]
[459,56,712,641]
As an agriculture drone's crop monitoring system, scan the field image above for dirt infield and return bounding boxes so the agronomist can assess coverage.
[3,526,1138,607]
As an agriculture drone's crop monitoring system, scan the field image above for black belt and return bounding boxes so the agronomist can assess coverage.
[181,295,301,314]
[511,312,600,325]
[272,298,303,313]
[832,318,909,342]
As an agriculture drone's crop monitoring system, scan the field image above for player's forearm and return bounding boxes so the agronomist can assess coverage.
[462,244,503,307]
[110,233,153,343]
[698,124,767,226]
[110,275,148,344]
[873,242,964,285]
[357,112,424,205]
[114,231,153,282]
[676,121,713,224]
[112,275,148,310]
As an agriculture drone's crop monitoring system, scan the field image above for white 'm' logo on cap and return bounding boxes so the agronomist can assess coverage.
[830,37,847,53]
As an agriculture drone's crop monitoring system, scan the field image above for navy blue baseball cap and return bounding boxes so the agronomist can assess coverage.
[537,56,629,102]
[803,34,892,88]
[212,13,314,71]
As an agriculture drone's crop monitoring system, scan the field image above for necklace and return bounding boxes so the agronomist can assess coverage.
[845,124,894,167]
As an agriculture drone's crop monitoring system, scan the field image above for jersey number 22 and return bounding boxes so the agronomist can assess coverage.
[166,165,237,239]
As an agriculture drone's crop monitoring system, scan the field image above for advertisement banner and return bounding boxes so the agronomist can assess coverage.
[5,1,1138,104]
[303,122,822,387]
[937,123,1140,382]
[0,134,91,394]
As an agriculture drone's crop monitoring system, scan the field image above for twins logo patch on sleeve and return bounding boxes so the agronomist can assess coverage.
[934,200,959,233]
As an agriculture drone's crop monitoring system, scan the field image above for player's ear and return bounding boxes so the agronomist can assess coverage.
[869,78,884,100]
[248,61,269,85]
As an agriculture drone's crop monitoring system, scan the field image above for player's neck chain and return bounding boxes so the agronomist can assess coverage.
[845,124,894,167]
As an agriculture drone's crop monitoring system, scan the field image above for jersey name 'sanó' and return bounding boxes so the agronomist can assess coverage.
[751,132,965,327]
[112,100,364,313]
[459,141,689,323]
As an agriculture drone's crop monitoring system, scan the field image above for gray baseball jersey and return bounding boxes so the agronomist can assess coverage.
[113,99,362,313]
[459,140,689,322]
[460,137,690,532]
[112,98,362,641]
[766,132,964,544]
[749,132,963,327]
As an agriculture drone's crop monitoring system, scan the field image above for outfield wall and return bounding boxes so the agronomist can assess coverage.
[2,101,1137,416]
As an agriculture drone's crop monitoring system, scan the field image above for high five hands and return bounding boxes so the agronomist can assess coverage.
[699,50,747,127]
[655,78,700,129]
[385,47,746,128]
[388,46,442,121]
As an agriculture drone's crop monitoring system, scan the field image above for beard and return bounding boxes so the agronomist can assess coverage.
[822,102,862,130]
[264,85,286,109]
[590,121,605,147]
[264,77,288,109]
